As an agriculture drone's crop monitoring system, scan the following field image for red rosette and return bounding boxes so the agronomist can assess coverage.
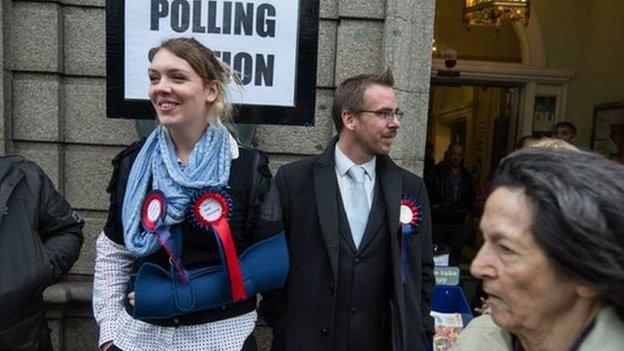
[141,190,167,233]
[191,189,232,230]
[400,196,422,227]
[189,188,246,301]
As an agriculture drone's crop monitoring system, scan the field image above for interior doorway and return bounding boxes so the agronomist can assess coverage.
[426,83,522,186]
[425,82,523,277]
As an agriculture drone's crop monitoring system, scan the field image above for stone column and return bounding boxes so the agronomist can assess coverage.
[255,0,436,176]
[384,0,436,174]
[254,0,343,172]
[6,0,63,185]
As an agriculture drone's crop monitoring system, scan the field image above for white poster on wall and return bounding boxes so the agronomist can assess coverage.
[124,0,300,107]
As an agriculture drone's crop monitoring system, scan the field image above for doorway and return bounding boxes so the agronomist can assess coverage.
[426,83,522,186]
[424,82,523,285]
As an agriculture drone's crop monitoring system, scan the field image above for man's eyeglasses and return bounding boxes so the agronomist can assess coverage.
[357,109,404,121]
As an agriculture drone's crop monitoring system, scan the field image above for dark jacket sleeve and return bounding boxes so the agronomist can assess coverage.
[247,151,282,243]
[257,167,288,330]
[462,169,477,217]
[36,166,85,284]
[102,153,124,244]
[103,140,143,245]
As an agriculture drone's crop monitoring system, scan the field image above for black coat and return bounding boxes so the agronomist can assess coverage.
[428,163,475,224]
[0,156,84,350]
[260,138,434,351]
[102,141,280,325]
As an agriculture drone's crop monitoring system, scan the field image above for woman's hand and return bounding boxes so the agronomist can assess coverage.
[101,341,114,351]
[101,292,133,351]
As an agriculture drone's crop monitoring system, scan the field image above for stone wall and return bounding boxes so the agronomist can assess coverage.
[1,0,435,349]
[257,0,436,175]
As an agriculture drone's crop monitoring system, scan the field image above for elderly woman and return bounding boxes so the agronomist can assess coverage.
[453,148,624,351]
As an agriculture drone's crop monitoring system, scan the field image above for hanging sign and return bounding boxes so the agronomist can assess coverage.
[106,0,319,125]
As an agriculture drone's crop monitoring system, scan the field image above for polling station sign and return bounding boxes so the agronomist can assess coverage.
[106,0,319,125]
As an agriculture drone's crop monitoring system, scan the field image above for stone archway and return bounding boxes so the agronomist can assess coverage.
[513,11,546,67]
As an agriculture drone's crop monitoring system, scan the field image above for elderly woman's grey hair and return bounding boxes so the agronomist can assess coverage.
[494,148,624,319]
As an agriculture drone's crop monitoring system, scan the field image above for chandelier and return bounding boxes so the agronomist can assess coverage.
[464,0,531,29]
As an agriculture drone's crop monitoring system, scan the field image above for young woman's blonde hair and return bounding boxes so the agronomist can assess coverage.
[148,37,239,126]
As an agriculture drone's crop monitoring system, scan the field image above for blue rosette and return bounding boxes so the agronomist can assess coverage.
[141,190,187,283]
[399,195,423,283]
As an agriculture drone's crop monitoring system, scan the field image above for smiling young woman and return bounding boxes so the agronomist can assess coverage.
[146,38,232,162]
[93,38,284,351]
[147,48,218,135]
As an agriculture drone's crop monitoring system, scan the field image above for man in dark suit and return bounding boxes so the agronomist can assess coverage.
[260,69,434,350]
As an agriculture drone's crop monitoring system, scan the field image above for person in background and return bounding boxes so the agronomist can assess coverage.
[476,135,541,217]
[424,141,436,191]
[529,137,578,151]
[515,135,540,150]
[453,148,624,351]
[0,156,84,351]
[429,142,475,266]
[260,69,434,350]
[608,124,624,163]
[552,121,577,144]
[93,37,281,351]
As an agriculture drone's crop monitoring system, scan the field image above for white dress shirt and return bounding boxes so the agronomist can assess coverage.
[334,143,376,212]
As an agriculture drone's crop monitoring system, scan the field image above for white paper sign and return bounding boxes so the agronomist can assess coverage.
[434,266,460,285]
[430,311,464,328]
[124,0,300,107]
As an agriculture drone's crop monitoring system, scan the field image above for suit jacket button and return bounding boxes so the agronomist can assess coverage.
[350,307,357,314]
[321,327,329,336]
[354,257,360,263]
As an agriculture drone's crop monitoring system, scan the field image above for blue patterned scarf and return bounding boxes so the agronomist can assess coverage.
[122,125,232,257]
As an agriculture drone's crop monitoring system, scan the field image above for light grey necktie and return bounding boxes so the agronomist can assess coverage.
[346,166,370,248]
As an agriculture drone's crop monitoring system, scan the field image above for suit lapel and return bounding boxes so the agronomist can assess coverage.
[378,155,402,251]
[378,155,407,346]
[313,137,341,282]
[336,191,359,252]
[380,157,403,293]
[356,182,384,252]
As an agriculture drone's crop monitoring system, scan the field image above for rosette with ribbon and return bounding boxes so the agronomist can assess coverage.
[141,190,188,283]
[399,195,423,283]
[188,187,247,302]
